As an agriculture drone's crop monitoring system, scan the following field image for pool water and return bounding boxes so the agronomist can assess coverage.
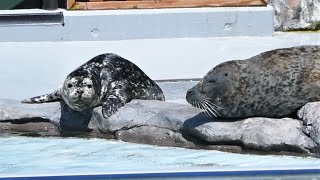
[0,136,320,176]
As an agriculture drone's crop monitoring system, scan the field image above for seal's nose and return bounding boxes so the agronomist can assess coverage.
[186,89,195,104]
[186,89,193,97]
[186,89,196,100]
[77,89,84,94]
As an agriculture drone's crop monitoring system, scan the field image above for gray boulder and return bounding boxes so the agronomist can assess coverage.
[268,0,320,31]
[298,102,320,145]
[91,100,200,133]
[241,118,316,153]
[91,100,201,148]
[92,100,318,153]
[0,99,97,134]
[0,98,60,124]
[0,98,318,154]
[0,98,60,136]
[184,117,316,153]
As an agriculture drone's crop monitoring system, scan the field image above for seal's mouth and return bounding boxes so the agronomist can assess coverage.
[70,104,89,111]
[66,99,91,111]
[186,88,221,118]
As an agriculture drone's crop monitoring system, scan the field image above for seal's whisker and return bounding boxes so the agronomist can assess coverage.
[192,99,216,118]
[194,100,203,111]
[203,102,217,118]
[192,100,211,117]
[195,101,200,110]
[204,99,223,109]
[203,99,217,108]
[192,100,198,109]
[204,100,223,117]
[206,102,220,117]
[205,104,217,118]
[204,101,221,117]
[200,102,212,118]
[197,101,204,110]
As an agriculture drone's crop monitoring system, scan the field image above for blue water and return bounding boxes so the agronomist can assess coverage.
[0,136,320,176]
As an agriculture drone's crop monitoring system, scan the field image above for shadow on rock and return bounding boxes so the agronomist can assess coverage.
[59,101,93,133]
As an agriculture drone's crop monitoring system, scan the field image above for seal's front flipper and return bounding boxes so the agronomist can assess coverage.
[102,94,127,118]
[21,89,62,104]
[101,81,129,118]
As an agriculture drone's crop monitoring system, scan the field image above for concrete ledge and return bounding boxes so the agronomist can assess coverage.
[0,6,273,42]
[0,32,319,100]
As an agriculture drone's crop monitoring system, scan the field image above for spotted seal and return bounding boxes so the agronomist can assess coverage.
[186,45,320,119]
[22,53,165,118]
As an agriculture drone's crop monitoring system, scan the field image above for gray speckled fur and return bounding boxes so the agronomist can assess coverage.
[187,45,320,119]
[22,53,165,118]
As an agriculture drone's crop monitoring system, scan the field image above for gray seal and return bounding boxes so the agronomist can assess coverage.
[22,53,165,118]
[186,45,320,119]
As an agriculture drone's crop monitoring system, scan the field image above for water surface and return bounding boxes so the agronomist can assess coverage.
[1,136,319,176]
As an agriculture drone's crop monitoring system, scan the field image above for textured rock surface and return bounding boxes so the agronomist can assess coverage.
[298,102,320,145]
[0,98,60,124]
[0,98,319,154]
[91,100,202,148]
[184,117,317,153]
[0,99,96,134]
[0,122,59,137]
[92,100,318,153]
[268,0,320,31]
[91,100,201,133]
[0,99,60,136]
[240,118,316,153]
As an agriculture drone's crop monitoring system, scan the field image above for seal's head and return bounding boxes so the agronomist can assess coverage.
[62,70,101,111]
[186,61,242,118]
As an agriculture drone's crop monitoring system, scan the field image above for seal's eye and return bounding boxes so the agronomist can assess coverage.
[115,84,122,89]
[225,73,228,76]
[67,83,73,88]
[87,84,93,88]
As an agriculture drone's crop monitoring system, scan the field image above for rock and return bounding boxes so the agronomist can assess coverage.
[0,99,97,134]
[91,100,203,148]
[1,98,319,154]
[115,126,196,148]
[0,99,62,136]
[0,98,60,124]
[0,122,59,137]
[268,0,320,31]
[91,100,202,134]
[298,102,320,145]
[92,100,318,154]
[241,118,316,153]
[184,117,317,153]
[183,117,243,144]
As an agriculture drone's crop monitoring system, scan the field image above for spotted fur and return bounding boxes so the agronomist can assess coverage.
[22,53,165,118]
[186,45,320,119]
[22,89,61,103]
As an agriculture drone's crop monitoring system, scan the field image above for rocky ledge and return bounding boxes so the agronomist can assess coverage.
[1,98,320,155]
[268,0,320,31]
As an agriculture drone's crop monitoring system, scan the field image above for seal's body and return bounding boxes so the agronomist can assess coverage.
[186,45,320,119]
[23,53,165,118]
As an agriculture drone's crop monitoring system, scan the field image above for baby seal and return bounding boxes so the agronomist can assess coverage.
[22,53,165,118]
[186,45,320,119]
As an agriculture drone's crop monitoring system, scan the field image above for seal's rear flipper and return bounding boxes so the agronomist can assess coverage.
[22,89,62,104]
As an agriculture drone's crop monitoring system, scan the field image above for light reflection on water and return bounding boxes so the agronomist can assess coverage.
[0,136,319,176]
